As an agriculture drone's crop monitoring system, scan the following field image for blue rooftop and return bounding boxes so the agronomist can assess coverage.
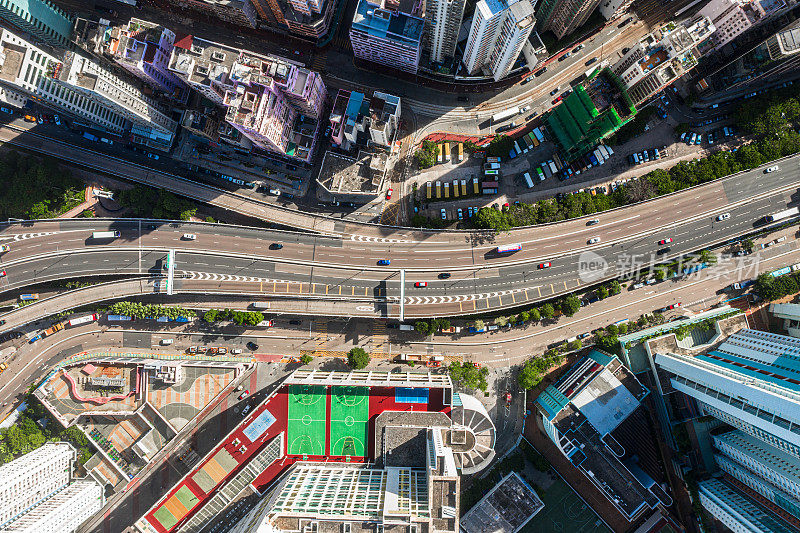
[352,0,423,44]
[701,349,800,393]
[345,92,364,120]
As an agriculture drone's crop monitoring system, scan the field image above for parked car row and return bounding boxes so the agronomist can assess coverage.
[627,146,666,165]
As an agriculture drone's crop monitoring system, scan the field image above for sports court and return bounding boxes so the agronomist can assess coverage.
[287,384,327,456]
[191,448,238,493]
[152,486,200,531]
[330,386,369,457]
[520,479,611,533]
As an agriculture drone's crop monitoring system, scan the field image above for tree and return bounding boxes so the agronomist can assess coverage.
[608,280,622,295]
[618,323,628,335]
[529,308,541,322]
[698,249,717,265]
[518,360,543,390]
[437,319,451,331]
[203,309,219,323]
[449,361,490,392]
[300,354,313,365]
[655,269,667,281]
[414,321,430,335]
[607,324,619,336]
[472,319,485,331]
[494,316,509,326]
[347,347,370,369]
[561,295,581,317]
[597,286,609,299]
[742,238,755,253]
[540,304,555,320]
[567,339,582,351]
[518,311,529,323]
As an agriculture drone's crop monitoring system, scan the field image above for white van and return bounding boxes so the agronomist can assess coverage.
[160,339,174,345]
[231,348,243,354]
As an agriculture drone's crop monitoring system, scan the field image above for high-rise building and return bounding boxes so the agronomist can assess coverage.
[350,0,425,73]
[535,0,600,39]
[462,0,535,81]
[0,26,178,150]
[0,443,74,528]
[74,18,188,101]
[1,480,104,533]
[168,35,239,105]
[597,0,634,20]
[655,329,800,460]
[713,430,800,520]
[156,0,258,28]
[0,0,72,47]
[424,0,467,63]
[698,478,797,533]
[698,0,765,50]
[766,25,800,59]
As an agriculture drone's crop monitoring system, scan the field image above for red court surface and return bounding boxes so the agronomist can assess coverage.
[143,383,450,533]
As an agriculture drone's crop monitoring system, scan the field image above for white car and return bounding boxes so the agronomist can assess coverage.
[716,213,731,221]
[765,165,779,173]
[182,233,197,240]
[587,237,600,244]
[441,208,447,220]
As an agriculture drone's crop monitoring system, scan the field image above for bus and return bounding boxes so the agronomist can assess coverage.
[437,144,443,163]
[251,302,270,309]
[472,178,480,195]
[444,182,450,199]
[486,157,501,163]
[68,314,98,327]
[527,132,539,147]
[457,143,464,162]
[452,181,459,198]
[535,167,545,181]
[496,243,522,254]
[532,128,544,143]
[514,140,526,154]
[484,169,499,176]
[19,294,39,301]
[426,182,432,200]
[443,143,451,162]
[523,172,534,188]
[522,136,533,151]
[461,180,467,196]
[436,181,442,199]
[92,231,120,239]
[766,207,800,222]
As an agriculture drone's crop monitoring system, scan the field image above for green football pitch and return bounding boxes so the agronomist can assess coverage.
[287,384,327,456]
[330,386,369,457]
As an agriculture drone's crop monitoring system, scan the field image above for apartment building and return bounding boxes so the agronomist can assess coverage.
[698,0,765,49]
[0,443,74,528]
[168,35,239,105]
[0,0,72,47]
[463,0,535,81]
[424,0,467,63]
[1,480,104,533]
[0,26,178,149]
[699,478,798,533]
[81,18,188,101]
[535,0,600,40]
[611,16,715,105]
[350,0,425,73]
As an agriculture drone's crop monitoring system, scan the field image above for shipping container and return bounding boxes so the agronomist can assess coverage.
[492,108,518,123]
[252,302,270,309]
[91,231,120,239]
[486,156,501,163]
[107,315,132,321]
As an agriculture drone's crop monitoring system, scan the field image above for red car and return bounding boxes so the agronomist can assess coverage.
[386,188,393,200]
[663,303,682,311]
[0,270,6,277]
[238,390,249,400]
[538,262,551,269]
[659,238,673,245]
[552,96,562,105]
[414,281,428,287]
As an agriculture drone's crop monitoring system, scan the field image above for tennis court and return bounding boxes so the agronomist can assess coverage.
[520,479,611,533]
[152,486,200,530]
[330,385,369,456]
[287,384,327,456]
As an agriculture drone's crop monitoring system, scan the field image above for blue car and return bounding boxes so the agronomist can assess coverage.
[378,259,391,265]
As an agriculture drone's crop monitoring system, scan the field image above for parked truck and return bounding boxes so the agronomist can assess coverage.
[42,322,64,337]
[399,324,415,331]
[491,108,518,123]
[83,132,99,142]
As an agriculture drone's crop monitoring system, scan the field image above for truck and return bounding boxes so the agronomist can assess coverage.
[91,230,120,239]
[766,207,800,222]
[598,145,611,159]
[68,314,98,327]
[486,157,501,163]
[399,324,415,331]
[482,188,498,195]
[42,322,64,337]
[83,132,99,142]
[497,122,516,133]
[496,243,522,253]
[461,179,467,196]
[523,172,534,188]
[472,178,480,195]
[107,314,132,321]
[532,128,545,143]
[484,163,500,170]
[19,294,39,301]
[514,140,526,154]
[252,302,270,309]
[548,161,558,175]
[491,108,518,123]
[730,279,754,290]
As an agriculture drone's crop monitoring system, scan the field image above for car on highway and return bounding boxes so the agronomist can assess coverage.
[659,238,673,245]
[53,114,61,125]
[458,208,463,220]
[239,390,249,400]
[0,107,12,115]
[661,303,682,311]
[378,259,391,265]
[534,67,547,76]
[0,270,6,277]
[439,273,451,279]
[538,262,551,269]
[573,43,584,52]
[441,208,447,220]
[241,404,252,416]
[585,57,597,66]
[146,152,159,160]
[587,219,599,225]
[386,188,393,200]
[587,237,600,244]
[657,246,671,255]
[552,96,562,105]
[550,88,560,96]
[182,233,197,240]
[247,342,259,350]
[765,165,779,173]
[0,244,8,253]
[716,213,731,221]
[23,114,35,122]
[414,282,428,287]
[270,243,283,250]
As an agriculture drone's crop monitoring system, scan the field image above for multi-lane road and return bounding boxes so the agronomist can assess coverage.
[0,153,798,322]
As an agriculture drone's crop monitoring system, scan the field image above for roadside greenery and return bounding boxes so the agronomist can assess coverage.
[474,84,800,232]
[347,347,370,369]
[518,351,566,390]
[107,301,195,320]
[754,271,800,301]
[117,186,199,220]
[202,308,265,326]
[0,396,93,466]
[607,107,656,145]
[300,354,313,365]
[448,361,489,392]
[415,140,438,169]
[0,151,84,220]
[413,318,452,335]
